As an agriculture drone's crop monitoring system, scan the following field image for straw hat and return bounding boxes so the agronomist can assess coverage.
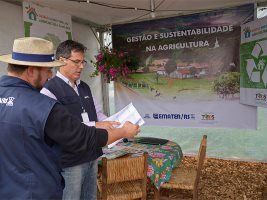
[0,37,65,67]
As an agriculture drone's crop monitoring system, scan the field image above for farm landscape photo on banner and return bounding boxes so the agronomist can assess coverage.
[112,4,257,129]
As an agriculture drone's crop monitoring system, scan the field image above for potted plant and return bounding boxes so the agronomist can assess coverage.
[91,47,130,83]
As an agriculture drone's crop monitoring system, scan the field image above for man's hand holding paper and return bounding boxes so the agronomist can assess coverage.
[95,121,120,130]
[83,103,143,147]
[104,103,145,148]
[121,121,140,138]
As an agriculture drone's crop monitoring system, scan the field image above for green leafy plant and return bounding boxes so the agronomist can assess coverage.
[213,72,240,98]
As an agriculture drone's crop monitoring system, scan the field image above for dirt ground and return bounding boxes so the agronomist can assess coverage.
[148,156,267,200]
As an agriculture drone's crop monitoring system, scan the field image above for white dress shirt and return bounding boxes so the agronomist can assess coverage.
[40,71,107,126]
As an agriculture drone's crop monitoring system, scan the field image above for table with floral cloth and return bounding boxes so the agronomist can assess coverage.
[103,138,183,189]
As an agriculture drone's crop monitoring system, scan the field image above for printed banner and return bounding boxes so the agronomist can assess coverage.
[112,4,257,129]
[23,1,72,47]
[240,17,267,107]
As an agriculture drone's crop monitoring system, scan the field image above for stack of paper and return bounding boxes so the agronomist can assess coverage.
[104,103,145,148]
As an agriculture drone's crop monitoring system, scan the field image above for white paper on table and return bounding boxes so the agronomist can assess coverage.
[104,103,145,148]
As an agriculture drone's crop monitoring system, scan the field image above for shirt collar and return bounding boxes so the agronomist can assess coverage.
[0,75,37,90]
[56,71,81,86]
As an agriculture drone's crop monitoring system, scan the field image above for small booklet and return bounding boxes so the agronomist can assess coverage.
[102,150,129,159]
[104,103,145,148]
[99,146,129,161]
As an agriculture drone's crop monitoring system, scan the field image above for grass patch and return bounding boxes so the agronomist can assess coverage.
[120,73,216,97]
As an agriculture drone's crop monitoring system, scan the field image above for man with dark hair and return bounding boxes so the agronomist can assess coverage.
[41,40,116,200]
[7,64,29,74]
[0,37,140,200]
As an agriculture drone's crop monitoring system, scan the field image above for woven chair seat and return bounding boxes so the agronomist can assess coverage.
[156,135,207,200]
[161,167,197,190]
[98,153,148,200]
[98,178,143,200]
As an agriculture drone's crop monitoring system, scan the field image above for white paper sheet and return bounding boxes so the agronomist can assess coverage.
[104,103,145,148]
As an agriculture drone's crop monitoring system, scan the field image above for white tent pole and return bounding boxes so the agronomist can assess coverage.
[98,31,110,116]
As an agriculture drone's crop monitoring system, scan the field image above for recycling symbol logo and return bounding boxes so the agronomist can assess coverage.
[246,40,267,88]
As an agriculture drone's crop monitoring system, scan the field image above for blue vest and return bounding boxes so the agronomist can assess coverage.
[44,76,102,168]
[0,76,63,199]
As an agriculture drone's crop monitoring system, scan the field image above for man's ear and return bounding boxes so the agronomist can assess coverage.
[27,66,41,78]
[26,66,35,77]
[58,57,65,62]
[58,57,66,70]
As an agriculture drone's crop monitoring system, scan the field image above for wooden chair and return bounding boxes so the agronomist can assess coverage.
[97,153,148,200]
[156,135,207,200]
[263,186,267,199]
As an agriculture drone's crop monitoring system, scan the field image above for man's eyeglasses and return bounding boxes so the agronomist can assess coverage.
[65,58,87,66]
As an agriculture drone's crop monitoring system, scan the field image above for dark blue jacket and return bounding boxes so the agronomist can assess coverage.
[44,76,102,168]
[0,75,63,199]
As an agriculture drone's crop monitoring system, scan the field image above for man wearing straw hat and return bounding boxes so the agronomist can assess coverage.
[0,37,140,199]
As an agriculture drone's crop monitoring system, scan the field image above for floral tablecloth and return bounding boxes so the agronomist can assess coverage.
[108,139,183,189]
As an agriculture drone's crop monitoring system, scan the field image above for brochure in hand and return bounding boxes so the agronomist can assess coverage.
[104,103,145,148]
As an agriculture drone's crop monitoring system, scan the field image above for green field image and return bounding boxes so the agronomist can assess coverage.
[119,73,223,102]
[240,38,267,89]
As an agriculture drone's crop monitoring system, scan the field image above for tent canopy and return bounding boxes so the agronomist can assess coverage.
[3,0,267,26]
